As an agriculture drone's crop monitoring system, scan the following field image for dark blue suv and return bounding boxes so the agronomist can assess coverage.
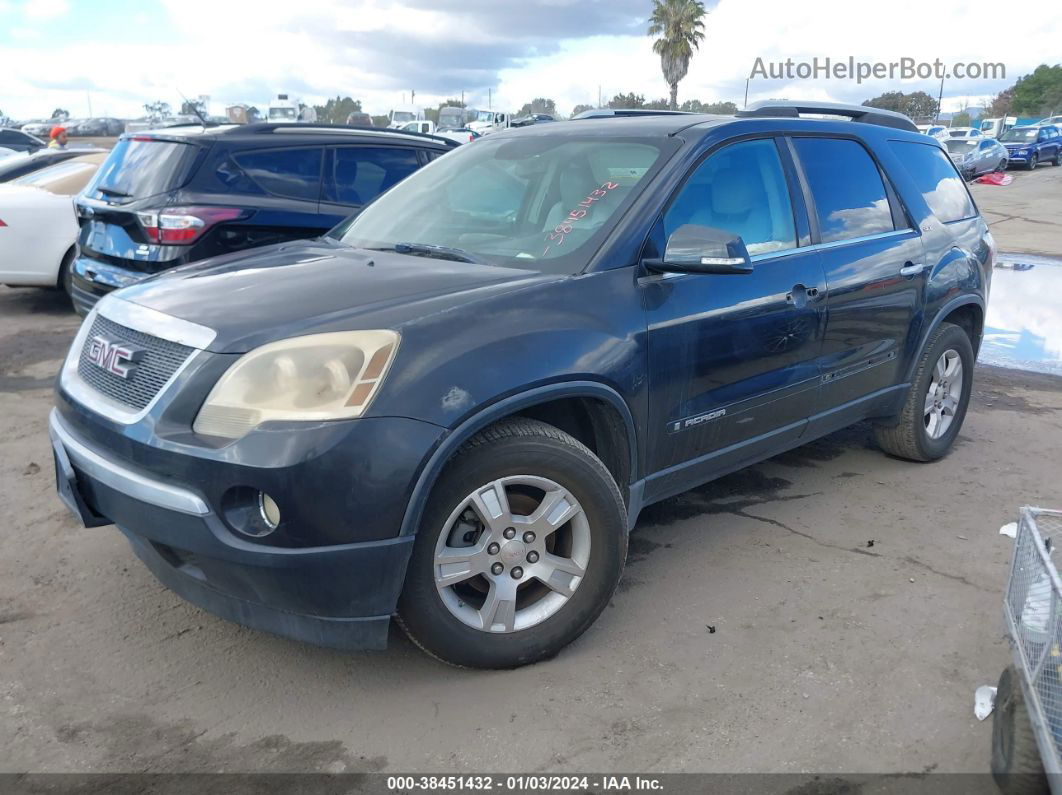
[51,101,993,668]
[70,123,455,314]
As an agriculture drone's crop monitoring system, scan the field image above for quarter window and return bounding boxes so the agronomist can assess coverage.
[889,141,977,224]
[232,147,323,201]
[793,138,894,244]
[663,138,796,256]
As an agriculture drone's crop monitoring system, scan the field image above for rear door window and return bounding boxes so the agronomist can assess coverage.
[889,140,977,223]
[232,147,323,201]
[88,138,200,199]
[792,138,895,244]
[325,146,421,205]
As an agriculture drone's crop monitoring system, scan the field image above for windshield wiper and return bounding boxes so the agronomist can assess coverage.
[377,242,491,266]
[96,187,131,198]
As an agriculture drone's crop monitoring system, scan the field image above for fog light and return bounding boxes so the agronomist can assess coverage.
[258,492,281,529]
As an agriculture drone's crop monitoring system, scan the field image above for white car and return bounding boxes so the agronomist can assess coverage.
[946,126,983,139]
[0,152,106,297]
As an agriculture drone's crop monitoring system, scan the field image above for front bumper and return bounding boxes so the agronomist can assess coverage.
[1005,151,1031,163]
[49,404,444,650]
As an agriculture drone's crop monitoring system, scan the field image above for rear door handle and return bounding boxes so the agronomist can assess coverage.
[899,262,925,277]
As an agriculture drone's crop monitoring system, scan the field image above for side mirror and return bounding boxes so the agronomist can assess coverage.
[646,224,753,275]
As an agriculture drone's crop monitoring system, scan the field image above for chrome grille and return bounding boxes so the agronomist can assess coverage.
[76,314,194,410]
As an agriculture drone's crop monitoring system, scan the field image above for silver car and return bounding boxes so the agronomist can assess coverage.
[943,137,1008,179]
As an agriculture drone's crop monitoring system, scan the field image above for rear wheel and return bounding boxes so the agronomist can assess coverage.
[55,249,75,303]
[874,322,974,461]
[991,665,1049,795]
[397,418,627,668]
[998,159,1008,172]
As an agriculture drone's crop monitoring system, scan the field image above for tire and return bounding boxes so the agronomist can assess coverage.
[1052,150,1060,167]
[998,159,1007,172]
[874,322,974,462]
[396,418,627,669]
[1028,153,1038,170]
[992,666,1049,795]
[55,248,75,303]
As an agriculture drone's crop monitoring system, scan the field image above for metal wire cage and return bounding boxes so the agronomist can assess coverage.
[1005,507,1062,776]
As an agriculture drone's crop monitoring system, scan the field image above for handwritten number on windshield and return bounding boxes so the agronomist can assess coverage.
[542,181,619,256]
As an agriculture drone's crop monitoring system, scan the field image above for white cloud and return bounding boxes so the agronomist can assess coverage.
[22,0,69,20]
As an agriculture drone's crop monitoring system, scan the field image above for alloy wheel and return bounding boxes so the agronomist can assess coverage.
[433,475,591,633]
[924,348,963,439]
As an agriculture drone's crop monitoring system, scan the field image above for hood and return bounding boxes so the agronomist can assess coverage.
[113,239,551,353]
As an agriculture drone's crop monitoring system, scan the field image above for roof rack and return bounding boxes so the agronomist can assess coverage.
[571,108,694,120]
[236,122,458,147]
[735,100,918,132]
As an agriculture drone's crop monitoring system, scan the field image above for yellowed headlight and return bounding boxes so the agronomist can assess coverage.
[193,330,399,440]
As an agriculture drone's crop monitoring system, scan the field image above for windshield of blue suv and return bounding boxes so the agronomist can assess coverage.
[332,135,670,273]
[999,128,1038,142]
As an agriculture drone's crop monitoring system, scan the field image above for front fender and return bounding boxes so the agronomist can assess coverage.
[397,380,639,537]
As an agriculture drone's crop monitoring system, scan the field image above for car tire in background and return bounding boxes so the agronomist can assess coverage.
[397,418,627,669]
[991,665,1049,795]
[874,321,974,462]
[55,248,75,303]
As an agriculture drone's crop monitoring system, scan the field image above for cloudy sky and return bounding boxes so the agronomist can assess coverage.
[1,0,1059,120]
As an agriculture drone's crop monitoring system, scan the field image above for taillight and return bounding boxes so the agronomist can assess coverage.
[136,206,247,245]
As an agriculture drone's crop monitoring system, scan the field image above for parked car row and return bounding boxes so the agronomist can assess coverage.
[19,117,125,137]
[920,121,1061,177]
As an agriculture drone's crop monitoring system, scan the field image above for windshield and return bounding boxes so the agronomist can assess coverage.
[391,111,415,123]
[944,140,977,153]
[86,138,198,199]
[269,107,298,121]
[474,111,495,122]
[1000,128,1038,142]
[438,108,464,127]
[332,135,670,273]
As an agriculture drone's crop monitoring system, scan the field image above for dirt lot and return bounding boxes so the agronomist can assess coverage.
[0,163,1060,777]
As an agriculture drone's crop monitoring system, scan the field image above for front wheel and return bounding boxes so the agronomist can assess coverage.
[1028,153,1038,170]
[397,418,628,668]
[874,322,974,461]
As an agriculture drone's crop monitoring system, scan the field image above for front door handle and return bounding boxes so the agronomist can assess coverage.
[899,262,926,278]
[785,284,818,308]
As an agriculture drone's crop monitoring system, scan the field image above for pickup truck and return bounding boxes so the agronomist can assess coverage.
[398,120,478,145]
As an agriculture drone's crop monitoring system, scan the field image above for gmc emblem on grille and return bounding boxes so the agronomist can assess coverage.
[86,335,144,379]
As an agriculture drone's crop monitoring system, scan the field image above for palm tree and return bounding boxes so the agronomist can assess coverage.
[647,0,707,111]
